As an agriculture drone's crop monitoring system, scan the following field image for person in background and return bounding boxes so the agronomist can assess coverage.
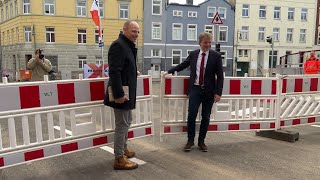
[304,51,318,74]
[27,49,53,81]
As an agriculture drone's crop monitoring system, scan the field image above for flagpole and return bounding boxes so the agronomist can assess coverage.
[98,0,104,77]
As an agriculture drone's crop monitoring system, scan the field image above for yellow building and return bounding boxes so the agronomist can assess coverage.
[0,0,143,80]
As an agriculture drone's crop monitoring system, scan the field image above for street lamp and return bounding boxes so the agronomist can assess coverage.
[266,36,274,76]
[234,30,241,76]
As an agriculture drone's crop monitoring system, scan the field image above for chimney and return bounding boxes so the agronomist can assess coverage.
[186,0,193,5]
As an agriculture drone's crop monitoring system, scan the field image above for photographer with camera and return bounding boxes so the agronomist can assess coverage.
[27,48,53,81]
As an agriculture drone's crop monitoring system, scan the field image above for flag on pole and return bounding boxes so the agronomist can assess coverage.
[90,0,101,37]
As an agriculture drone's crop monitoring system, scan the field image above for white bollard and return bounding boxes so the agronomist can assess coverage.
[2,77,8,84]
[79,74,83,80]
[44,75,49,82]
[244,73,248,77]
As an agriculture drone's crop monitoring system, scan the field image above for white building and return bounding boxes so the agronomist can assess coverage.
[234,0,317,76]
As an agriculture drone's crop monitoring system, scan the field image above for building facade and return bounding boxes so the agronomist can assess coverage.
[234,0,316,76]
[143,0,235,77]
[0,0,143,81]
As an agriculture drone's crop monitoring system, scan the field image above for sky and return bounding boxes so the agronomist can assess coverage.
[169,0,206,5]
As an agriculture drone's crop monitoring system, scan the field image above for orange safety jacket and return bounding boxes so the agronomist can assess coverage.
[304,56,318,74]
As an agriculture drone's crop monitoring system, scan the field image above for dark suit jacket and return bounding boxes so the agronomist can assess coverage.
[104,34,137,110]
[168,49,224,97]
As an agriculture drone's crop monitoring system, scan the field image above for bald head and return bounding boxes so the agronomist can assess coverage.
[123,21,140,43]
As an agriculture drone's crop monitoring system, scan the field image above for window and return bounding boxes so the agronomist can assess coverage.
[244,50,248,57]
[172,23,182,40]
[152,0,161,15]
[173,10,182,17]
[218,7,226,19]
[187,24,197,41]
[152,23,161,40]
[78,56,87,69]
[220,51,227,67]
[119,3,129,19]
[23,0,30,14]
[45,27,55,43]
[204,25,214,35]
[258,27,265,41]
[7,30,9,45]
[188,11,197,18]
[239,49,243,57]
[77,0,86,16]
[219,26,228,42]
[172,50,182,65]
[16,27,19,42]
[96,57,103,65]
[240,26,249,40]
[286,28,293,42]
[242,4,249,17]
[10,0,13,18]
[14,0,17,15]
[99,2,104,17]
[151,49,161,57]
[269,51,277,68]
[207,7,216,18]
[1,8,3,22]
[301,8,307,21]
[273,28,280,41]
[78,29,86,44]
[24,26,31,42]
[44,0,55,15]
[95,29,104,43]
[274,7,280,19]
[6,5,8,20]
[259,6,266,18]
[300,29,306,42]
[288,8,294,20]
[11,29,14,44]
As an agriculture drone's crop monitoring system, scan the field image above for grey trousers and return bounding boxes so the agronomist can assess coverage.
[113,108,132,157]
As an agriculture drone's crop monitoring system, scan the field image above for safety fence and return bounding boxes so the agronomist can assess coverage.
[0,75,153,169]
[160,73,320,138]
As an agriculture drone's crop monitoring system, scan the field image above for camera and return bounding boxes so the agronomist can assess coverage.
[39,49,44,59]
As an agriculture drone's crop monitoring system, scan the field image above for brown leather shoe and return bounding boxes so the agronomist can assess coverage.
[114,155,138,170]
[183,141,194,151]
[124,148,135,158]
[198,142,208,152]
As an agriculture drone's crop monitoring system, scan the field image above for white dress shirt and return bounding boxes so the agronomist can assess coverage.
[195,50,209,85]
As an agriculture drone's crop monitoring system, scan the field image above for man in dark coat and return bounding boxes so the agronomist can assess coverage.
[165,32,224,152]
[104,20,139,170]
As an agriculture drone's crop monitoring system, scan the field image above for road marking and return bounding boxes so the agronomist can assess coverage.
[100,146,146,165]
[54,126,146,165]
[311,125,320,128]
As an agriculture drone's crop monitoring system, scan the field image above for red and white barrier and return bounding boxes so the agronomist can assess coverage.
[0,126,152,169]
[0,76,151,112]
[163,77,277,96]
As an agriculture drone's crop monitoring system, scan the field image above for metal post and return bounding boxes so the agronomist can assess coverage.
[215,24,218,49]
[234,30,239,76]
[32,24,36,51]
[270,41,274,76]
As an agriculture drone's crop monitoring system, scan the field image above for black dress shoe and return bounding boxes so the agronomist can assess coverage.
[183,141,194,151]
[198,142,208,152]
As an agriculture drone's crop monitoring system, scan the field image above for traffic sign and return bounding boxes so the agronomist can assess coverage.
[211,12,223,24]
[98,42,104,47]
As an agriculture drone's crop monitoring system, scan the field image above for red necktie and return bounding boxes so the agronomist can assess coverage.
[199,52,206,86]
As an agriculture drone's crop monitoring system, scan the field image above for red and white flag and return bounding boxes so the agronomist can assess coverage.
[90,0,101,37]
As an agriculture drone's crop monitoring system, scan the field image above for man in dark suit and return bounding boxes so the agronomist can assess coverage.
[104,21,139,170]
[166,32,224,152]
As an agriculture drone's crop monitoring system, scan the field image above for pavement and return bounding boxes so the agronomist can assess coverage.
[0,82,320,180]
